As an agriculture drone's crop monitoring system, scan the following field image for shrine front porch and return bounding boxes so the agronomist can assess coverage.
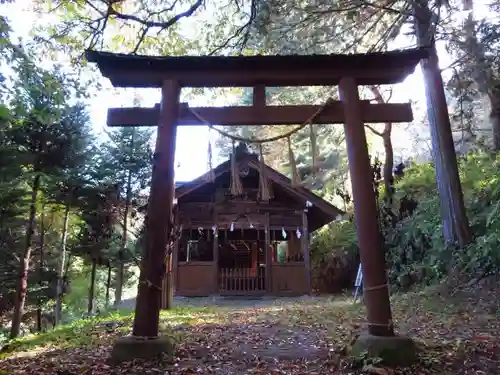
[161,235,311,304]
[162,261,310,301]
[161,217,313,303]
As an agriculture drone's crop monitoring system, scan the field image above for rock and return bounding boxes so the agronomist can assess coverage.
[109,335,174,364]
[350,333,416,366]
[362,364,393,375]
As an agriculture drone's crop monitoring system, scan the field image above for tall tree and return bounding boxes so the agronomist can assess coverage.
[99,127,153,305]
[53,140,94,324]
[6,58,93,338]
[365,86,395,200]
[75,183,120,313]
[447,0,500,150]
[413,0,471,247]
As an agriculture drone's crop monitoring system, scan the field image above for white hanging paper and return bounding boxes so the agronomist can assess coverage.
[306,200,313,207]
[198,227,203,235]
[212,225,218,237]
[296,228,301,239]
[282,227,287,239]
[354,264,363,287]
[230,222,235,232]
[249,221,254,229]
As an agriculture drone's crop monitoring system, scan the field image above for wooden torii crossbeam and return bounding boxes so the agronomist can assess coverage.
[86,48,428,356]
[107,100,413,127]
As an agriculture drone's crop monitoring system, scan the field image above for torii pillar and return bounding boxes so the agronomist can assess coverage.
[111,80,180,362]
[339,77,416,364]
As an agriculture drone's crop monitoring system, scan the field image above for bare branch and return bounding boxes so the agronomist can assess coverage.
[132,27,150,54]
[107,0,203,30]
[368,86,392,136]
[365,124,383,137]
[209,0,257,55]
[361,0,413,17]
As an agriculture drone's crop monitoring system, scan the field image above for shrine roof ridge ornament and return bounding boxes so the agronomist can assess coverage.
[85,47,429,88]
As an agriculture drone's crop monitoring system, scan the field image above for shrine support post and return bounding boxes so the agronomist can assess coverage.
[132,80,180,337]
[301,209,311,293]
[264,213,272,293]
[212,210,219,293]
[339,77,394,337]
[163,204,179,309]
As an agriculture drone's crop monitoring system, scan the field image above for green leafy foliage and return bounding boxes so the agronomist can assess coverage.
[310,220,359,293]
[311,151,500,292]
[384,153,500,287]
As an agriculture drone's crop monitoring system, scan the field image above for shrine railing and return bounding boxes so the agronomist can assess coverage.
[219,267,266,294]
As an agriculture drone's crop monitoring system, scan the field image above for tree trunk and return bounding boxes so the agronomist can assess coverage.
[368,87,394,200]
[55,203,70,325]
[115,130,135,306]
[105,264,111,307]
[382,132,394,197]
[413,0,472,247]
[10,174,40,339]
[64,253,72,280]
[37,201,46,332]
[489,91,500,150]
[461,1,500,150]
[87,259,97,314]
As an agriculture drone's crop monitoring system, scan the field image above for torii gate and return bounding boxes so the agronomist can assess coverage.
[86,48,426,362]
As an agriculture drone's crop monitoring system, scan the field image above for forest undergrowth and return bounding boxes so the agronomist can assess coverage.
[1,280,499,374]
[311,152,500,294]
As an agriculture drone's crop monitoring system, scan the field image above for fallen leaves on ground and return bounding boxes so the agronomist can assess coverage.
[1,279,499,374]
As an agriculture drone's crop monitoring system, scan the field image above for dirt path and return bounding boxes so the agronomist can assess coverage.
[171,296,335,372]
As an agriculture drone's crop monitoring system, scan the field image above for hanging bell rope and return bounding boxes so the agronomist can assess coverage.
[206,131,215,182]
[287,136,300,186]
[309,124,319,175]
[230,139,243,196]
[258,144,271,201]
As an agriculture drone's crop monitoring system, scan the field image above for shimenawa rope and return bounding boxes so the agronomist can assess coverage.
[190,96,335,193]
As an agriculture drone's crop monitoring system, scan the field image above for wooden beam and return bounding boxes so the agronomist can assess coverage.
[180,218,303,228]
[96,67,413,88]
[86,48,427,88]
[178,201,304,213]
[107,101,413,127]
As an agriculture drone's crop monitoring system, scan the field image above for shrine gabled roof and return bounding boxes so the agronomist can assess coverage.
[175,155,344,229]
[85,47,429,88]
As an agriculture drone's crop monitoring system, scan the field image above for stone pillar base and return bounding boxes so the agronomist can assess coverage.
[350,333,416,365]
[110,336,174,364]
